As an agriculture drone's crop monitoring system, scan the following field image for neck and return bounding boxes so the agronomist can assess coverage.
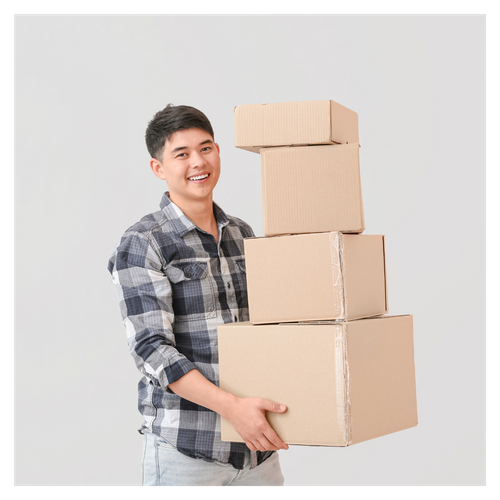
[169,192,216,229]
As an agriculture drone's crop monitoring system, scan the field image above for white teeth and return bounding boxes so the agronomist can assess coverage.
[189,174,209,181]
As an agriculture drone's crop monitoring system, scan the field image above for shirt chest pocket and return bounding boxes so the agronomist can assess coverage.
[233,259,247,295]
[165,261,216,321]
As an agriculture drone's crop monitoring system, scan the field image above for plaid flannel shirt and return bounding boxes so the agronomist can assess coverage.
[108,192,274,470]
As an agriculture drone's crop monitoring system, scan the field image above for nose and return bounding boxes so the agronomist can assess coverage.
[190,151,208,168]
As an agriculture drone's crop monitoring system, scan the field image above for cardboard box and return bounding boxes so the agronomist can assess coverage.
[261,144,364,236]
[218,315,417,446]
[235,100,359,153]
[244,232,387,324]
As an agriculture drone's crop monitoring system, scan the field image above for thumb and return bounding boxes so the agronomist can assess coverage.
[262,400,287,413]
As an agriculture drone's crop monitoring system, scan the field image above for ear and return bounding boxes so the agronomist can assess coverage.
[150,158,167,180]
[215,143,220,154]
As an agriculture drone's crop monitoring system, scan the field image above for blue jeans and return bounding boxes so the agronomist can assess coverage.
[141,431,285,486]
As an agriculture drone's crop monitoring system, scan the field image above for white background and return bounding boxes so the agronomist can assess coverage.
[10,6,496,495]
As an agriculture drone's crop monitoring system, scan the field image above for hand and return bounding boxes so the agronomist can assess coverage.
[224,396,289,452]
[167,371,289,452]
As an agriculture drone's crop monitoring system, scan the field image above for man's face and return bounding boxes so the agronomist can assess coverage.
[151,127,221,206]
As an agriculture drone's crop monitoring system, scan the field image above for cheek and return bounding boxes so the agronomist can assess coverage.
[170,167,188,183]
[213,160,221,176]
[212,168,221,184]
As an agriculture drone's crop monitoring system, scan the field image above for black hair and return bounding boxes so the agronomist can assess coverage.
[145,103,215,161]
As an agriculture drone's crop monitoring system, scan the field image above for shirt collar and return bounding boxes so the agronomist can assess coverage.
[159,191,230,237]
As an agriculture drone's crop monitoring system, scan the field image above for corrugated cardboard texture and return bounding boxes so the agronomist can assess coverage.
[218,322,345,446]
[234,100,359,152]
[261,144,365,236]
[342,235,388,319]
[245,233,344,324]
[244,232,386,324]
[218,316,417,447]
[346,315,418,444]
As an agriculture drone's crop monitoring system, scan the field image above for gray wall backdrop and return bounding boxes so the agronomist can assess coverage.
[15,15,485,486]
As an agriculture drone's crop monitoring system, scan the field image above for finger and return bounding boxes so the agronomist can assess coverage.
[246,431,280,452]
[256,400,289,449]
[264,429,289,450]
[263,422,288,450]
[245,440,258,452]
[247,433,284,452]
[254,437,277,452]
[251,439,285,452]
[260,400,287,413]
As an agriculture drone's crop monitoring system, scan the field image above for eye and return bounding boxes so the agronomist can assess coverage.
[176,153,187,158]
[201,146,211,152]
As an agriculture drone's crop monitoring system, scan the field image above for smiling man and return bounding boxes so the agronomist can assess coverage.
[149,127,221,243]
[108,104,288,486]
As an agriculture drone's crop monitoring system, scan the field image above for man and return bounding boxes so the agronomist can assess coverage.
[108,104,288,486]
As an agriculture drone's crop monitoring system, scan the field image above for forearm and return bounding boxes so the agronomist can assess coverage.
[168,369,237,419]
[169,369,289,452]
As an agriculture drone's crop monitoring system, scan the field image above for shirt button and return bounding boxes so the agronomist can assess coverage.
[185,272,191,278]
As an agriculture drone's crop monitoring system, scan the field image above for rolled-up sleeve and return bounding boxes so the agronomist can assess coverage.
[108,230,196,391]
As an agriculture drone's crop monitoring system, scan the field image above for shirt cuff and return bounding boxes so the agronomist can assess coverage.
[162,357,198,394]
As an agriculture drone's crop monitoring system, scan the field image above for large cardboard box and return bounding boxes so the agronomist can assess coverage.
[235,100,359,153]
[218,315,418,446]
[261,144,364,236]
[244,232,388,324]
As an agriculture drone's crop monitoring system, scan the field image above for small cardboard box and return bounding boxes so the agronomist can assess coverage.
[244,232,387,324]
[218,315,418,446]
[234,100,359,153]
[261,144,364,236]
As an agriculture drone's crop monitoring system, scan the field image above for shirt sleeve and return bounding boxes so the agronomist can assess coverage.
[108,229,197,391]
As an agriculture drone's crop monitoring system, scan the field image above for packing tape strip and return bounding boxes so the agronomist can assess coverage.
[335,323,349,445]
[328,232,346,320]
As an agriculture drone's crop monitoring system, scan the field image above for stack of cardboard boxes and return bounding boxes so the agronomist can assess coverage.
[217,100,418,447]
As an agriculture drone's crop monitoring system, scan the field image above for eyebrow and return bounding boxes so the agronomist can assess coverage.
[170,139,214,155]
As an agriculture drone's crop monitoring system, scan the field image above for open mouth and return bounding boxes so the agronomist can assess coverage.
[188,173,210,181]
